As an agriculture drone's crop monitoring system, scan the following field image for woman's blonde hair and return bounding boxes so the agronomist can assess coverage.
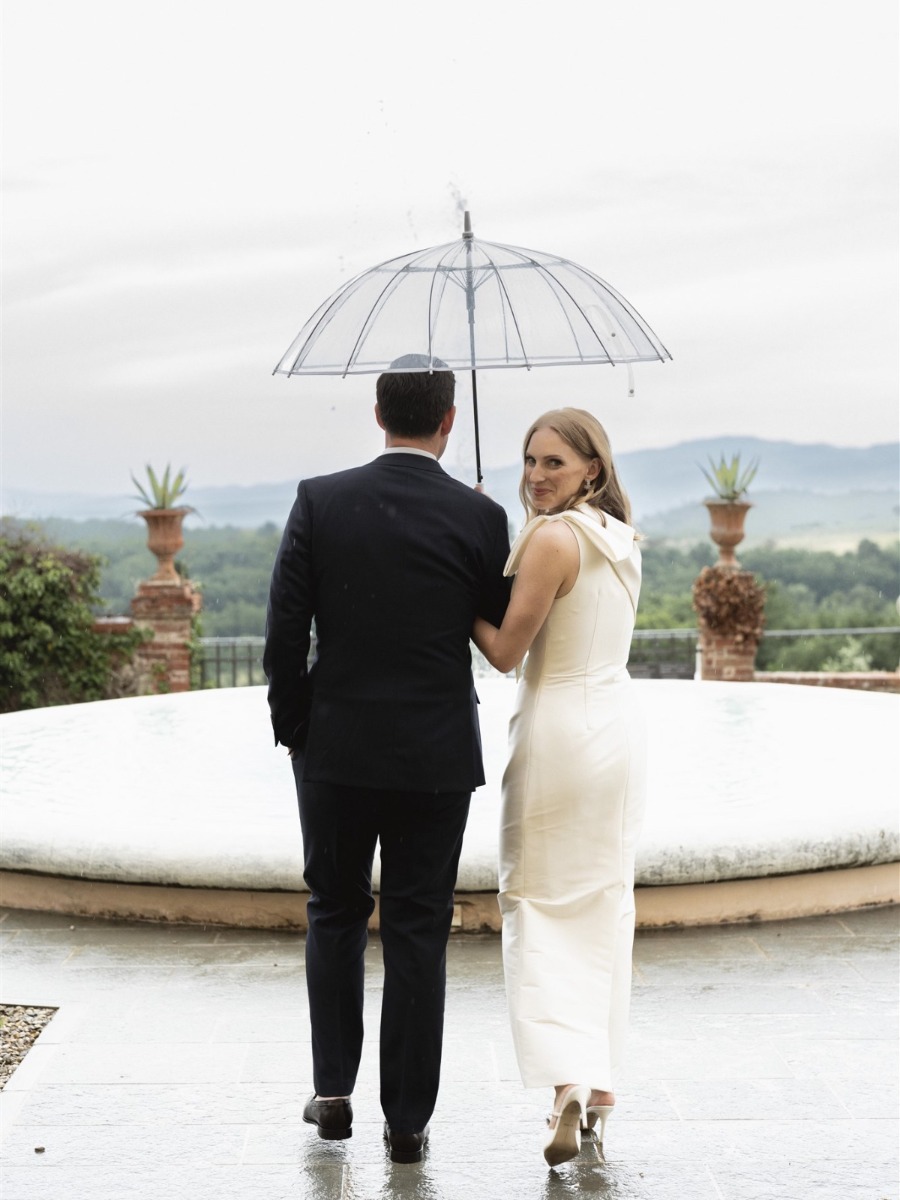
[518,407,633,526]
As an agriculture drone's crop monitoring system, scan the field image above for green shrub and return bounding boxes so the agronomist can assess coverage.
[820,637,873,673]
[0,520,145,712]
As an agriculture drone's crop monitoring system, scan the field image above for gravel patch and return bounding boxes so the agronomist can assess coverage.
[0,1004,57,1088]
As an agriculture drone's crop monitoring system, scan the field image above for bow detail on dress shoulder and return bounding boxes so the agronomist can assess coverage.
[504,505,636,577]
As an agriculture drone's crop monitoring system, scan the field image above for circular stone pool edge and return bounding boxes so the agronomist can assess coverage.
[1,862,897,931]
[2,680,898,929]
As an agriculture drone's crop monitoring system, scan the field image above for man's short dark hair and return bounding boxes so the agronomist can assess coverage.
[376,354,455,438]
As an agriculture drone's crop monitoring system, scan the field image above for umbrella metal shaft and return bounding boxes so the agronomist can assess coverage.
[463,211,483,485]
[470,367,483,485]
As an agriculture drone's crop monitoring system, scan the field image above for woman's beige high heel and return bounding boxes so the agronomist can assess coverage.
[542,1085,591,1167]
[583,1105,614,1158]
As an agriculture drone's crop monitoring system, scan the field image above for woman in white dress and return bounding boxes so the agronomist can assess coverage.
[473,408,646,1168]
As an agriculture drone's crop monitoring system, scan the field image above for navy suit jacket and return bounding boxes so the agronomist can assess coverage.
[264,453,512,792]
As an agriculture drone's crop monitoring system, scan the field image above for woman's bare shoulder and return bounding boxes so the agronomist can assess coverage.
[520,517,579,560]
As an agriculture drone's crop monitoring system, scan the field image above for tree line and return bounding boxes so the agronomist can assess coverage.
[11,518,900,674]
[637,538,899,670]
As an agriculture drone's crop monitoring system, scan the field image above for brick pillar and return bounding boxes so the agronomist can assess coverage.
[697,625,758,681]
[131,579,202,693]
[93,616,136,637]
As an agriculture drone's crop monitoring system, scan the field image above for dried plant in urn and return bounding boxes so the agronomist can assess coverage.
[692,565,766,650]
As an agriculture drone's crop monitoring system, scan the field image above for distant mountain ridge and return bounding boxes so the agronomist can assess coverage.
[3,438,897,533]
[614,437,898,517]
[640,488,898,547]
[464,438,898,532]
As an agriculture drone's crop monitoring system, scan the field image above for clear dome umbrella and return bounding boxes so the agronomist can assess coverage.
[274,212,671,482]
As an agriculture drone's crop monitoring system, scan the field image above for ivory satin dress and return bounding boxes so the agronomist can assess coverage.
[498,504,647,1090]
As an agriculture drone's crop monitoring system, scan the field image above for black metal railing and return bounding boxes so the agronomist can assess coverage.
[196,637,267,688]
[628,628,698,679]
[195,627,898,689]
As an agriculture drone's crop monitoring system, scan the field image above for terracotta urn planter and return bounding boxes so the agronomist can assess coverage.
[704,499,751,569]
[139,508,188,583]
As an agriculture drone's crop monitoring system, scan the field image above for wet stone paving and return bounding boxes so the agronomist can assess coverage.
[0,904,897,1200]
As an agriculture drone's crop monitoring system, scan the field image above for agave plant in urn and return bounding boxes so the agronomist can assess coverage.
[700,453,758,569]
[131,464,196,583]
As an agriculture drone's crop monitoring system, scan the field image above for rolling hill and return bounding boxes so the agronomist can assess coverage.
[3,438,896,548]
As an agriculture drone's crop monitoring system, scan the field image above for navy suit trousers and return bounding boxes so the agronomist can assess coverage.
[293,764,471,1132]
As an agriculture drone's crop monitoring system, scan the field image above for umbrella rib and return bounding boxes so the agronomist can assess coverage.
[488,241,615,363]
[275,233,671,376]
[504,242,671,362]
[276,254,409,375]
[470,242,532,366]
[277,268,374,375]
[426,241,466,362]
[570,261,673,360]
[279,240,462,374]
[340,242,455,374]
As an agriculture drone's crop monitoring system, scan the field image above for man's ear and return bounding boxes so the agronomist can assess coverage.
[375,403,386,431]
[440,406,456,436]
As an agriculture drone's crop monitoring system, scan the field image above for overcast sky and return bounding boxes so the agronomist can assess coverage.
[2,0,897,498]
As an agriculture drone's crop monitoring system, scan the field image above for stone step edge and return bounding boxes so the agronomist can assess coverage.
[1,863,896,932]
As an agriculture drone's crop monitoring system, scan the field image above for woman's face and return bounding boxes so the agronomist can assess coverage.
[524,427,600,514]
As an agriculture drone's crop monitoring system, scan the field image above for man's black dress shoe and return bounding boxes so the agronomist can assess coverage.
[302,1094,353,1140]
[383,1122,430,1163]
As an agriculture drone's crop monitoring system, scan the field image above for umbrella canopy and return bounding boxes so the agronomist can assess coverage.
[274,213,671,479]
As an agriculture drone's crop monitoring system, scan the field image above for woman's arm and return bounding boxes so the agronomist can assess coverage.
[473,521,579,673]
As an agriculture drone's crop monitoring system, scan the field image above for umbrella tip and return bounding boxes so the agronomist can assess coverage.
[463,210,473,239]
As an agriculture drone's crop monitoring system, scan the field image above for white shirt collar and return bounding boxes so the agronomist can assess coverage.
[380,447,438,461]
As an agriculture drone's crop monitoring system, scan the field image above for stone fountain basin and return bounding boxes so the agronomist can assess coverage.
[1,679,896,893]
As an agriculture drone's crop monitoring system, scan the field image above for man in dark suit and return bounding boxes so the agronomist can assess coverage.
[264,355,511,1163]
